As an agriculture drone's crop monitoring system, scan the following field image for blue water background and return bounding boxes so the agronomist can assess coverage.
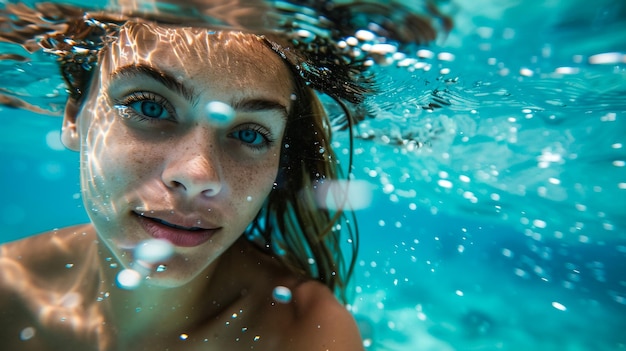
[1,0,626,350]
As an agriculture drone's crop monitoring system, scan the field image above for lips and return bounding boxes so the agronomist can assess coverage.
[135,212,219,247]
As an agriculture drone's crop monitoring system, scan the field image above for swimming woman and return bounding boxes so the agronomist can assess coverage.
[0,1,447,349]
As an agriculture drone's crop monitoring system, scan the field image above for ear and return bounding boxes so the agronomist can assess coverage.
[61,98,81,151]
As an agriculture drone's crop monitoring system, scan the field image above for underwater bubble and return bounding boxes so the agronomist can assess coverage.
[368,43,397,55]
[315,180,373,211]
[205,101,235,126]
[600,112,617,122]
[382,183,395,194]
[589,52,624,65]
[345,36,358,46]
[519,68,534,77]
[417,49,434,59]
[355,29,376,41]
[437,52,455,61]
[551,301,567,311]
[272,286,292,304]
[45,130,65,151]
[20,327,35,341]
[116,269,142,290]
[295,29,316,43]
[437,179,453,189]
[134,239,174,264]
[555,66,580,74]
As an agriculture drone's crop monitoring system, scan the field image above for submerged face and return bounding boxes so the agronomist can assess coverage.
[64,22,293,287]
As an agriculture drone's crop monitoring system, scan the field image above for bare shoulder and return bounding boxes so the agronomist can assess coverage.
[0,224,98,348]
[0,224,97,298]
[0,224,97,294]
[239,243,364,350]
[284,280,364,351]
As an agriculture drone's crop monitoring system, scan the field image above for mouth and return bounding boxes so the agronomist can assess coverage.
[151,218,207,231]
[134,212,219,247]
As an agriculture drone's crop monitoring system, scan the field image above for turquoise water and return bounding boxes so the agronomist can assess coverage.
[1,0,626,350]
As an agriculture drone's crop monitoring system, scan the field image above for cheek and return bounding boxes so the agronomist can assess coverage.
[231,166,274,199]
[81,118,156,200]
[227,155,279,211]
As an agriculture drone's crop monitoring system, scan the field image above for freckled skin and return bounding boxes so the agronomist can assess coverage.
[0,23,363,351]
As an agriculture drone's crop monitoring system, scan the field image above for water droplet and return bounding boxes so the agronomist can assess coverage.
[156,264,167,272]
[179,333,189,340]
[20,327,35,341]
[246,196,253,202]
[65,263,74,269]
[253,335,261,342]
[551,301,567,311]
[116,269,142,290]
[272,286,292,304]
[134,239,174,264]
[205,101,235,126]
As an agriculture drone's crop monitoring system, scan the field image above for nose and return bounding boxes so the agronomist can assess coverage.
[161,142,223,198]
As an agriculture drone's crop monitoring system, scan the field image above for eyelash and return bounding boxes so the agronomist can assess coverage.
[113,92,276,150]
[230,123,276,151]
[114,91,175,123]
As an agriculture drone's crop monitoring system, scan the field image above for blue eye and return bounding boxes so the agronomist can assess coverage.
[115,91,174,122]
[129,100,169,119]
[232,129,265,146]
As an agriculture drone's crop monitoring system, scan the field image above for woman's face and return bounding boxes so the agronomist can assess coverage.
[64,23,293,287]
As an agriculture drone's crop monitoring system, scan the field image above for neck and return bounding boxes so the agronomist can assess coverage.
[94,238,254,344]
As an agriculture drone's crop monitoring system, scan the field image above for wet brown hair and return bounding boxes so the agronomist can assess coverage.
[248,68,358,302]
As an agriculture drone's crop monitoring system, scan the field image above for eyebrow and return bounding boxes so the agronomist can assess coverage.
[111,64,198,104]
[230,98,289,120]
[112,63,289,119]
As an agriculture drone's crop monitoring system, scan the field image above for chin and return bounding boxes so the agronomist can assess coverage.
[143,253,217,288]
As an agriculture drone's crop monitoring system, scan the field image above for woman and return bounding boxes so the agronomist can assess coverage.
[0,1,447,350]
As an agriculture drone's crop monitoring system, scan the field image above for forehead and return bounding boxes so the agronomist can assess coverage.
[102,22,293,94]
